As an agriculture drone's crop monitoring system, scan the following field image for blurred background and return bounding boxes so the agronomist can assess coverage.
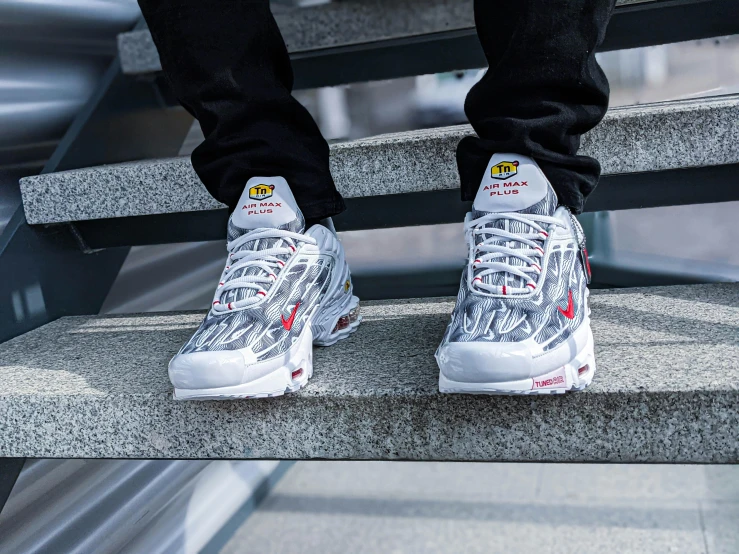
[0,0,737,552]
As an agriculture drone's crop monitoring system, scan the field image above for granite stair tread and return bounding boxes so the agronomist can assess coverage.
[0,283,737,461]
[118,0,651,76]
[19,94,739,225]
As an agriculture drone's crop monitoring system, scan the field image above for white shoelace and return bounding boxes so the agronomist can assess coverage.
[467,212,565,295]
[212,228,316,312]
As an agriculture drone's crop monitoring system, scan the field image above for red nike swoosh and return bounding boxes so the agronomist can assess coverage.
[558,290,575,319]
[281,302,301,331]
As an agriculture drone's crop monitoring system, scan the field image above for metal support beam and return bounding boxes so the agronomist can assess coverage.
[1,25,194,343]
[0,207,128,344]
[44,58,192,173]
[0,458,25,516]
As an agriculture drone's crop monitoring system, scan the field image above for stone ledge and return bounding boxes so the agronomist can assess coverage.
[0,283,737,461]
[118,0,649,75]
[19,95,739,224]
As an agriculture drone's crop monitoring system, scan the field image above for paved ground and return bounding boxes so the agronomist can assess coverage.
[221,462,739,554]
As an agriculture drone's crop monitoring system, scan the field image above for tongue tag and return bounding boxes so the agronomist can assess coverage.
[232,176,299,229]
[473,153,549,213]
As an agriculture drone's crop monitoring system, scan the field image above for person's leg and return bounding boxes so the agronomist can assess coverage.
[138,0,358,400]
[457,0,616,213]
[137,0,345,221]
[437,0,615,395]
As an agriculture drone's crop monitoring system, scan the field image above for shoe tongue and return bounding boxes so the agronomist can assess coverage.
[472,153,554,218]
[471,154,557,295]
[222,177,305,306]
[230,176,305,234]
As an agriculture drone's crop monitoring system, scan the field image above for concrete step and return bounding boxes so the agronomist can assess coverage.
[19,95,739,226]
[118,0,649,78]
[0,283,737,462]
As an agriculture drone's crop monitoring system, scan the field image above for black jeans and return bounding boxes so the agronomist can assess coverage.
[138,0,615,218]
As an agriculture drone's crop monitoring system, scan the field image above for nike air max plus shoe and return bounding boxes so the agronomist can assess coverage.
[435,154,594,394]
[169,177,361,400]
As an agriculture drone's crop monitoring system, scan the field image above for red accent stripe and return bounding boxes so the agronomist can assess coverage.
[213,301,220,305]
[502,285,507,295]
[532,264,541,271]
[527,283,536,289]
[228,302,233,310]
[257,291,266,296]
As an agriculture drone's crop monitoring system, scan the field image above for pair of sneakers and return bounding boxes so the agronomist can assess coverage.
[168,154,595,400]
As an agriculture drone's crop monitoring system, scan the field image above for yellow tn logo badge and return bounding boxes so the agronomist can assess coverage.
[491,161,519,180]
[249,184,275,200]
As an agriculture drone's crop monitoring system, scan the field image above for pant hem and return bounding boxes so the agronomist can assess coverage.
[296,194,346,222]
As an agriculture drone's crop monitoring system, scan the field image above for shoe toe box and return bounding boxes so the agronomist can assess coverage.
[436,340,535,383]
[168,349,248,389]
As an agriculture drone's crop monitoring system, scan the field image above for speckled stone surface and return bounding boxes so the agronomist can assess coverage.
[118,0,646,75]
[118,29,160,75]
[0,284,737,461]
[20,95,739,224]
[21,158,225,224]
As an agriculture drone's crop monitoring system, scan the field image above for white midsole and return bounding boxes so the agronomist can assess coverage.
[439,325,595,394]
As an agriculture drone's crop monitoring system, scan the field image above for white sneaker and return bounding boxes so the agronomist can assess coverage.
[436,154,595,394]
[169,177,360,400]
